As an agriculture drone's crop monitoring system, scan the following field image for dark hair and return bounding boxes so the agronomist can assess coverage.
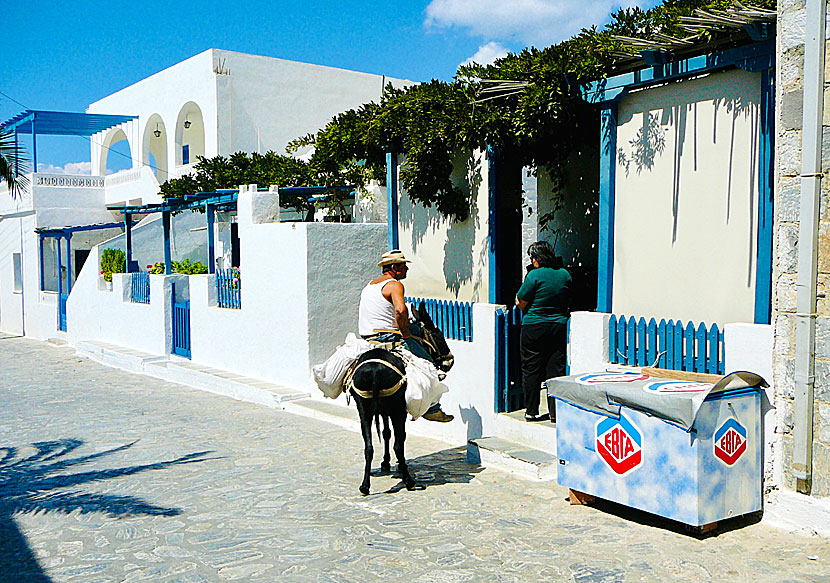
[382,264,396,273]
[527,241,557,268]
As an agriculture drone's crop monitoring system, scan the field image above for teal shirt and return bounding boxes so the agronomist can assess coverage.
[516,267,572,326]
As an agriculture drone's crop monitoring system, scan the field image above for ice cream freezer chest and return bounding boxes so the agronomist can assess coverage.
[548,372,765,528]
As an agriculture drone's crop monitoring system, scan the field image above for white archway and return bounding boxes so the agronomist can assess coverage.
[142,114,169,182]
[175,102,205,167]
[99,128,132,175]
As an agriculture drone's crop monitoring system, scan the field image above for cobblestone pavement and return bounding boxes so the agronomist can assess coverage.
[1,336,829,583]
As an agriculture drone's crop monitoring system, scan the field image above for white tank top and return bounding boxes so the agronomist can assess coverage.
[358,280,398,336]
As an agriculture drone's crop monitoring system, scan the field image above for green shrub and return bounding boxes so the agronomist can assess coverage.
[100,248,126,282]
[172,258,208,275]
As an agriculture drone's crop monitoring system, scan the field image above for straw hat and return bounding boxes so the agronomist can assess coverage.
[378,249,412,267]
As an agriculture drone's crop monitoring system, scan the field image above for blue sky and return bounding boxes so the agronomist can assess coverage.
[1,0,659,173]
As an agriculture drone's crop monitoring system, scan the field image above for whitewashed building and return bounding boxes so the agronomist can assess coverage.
[0,49,411,339]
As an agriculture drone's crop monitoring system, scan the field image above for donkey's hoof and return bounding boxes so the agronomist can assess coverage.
[359,485,370,496]
[405,480,418,491]
[380,461,391,473]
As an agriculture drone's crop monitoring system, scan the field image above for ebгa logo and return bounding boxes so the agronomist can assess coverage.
[596,413,643,476]
[714,418,747,466]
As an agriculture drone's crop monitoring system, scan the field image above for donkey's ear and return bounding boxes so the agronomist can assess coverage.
[417,302,434,328]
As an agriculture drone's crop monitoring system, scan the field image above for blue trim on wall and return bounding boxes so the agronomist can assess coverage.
[597,105,617,313]
[582,41,775,104]
[65,235,72,294]
[162,211,172,274]
[38,235,45,291]
[386,152,399,250]
[125,213,133,273]
[206,203,215,274]
[487,146,500,304]
[755,69,775,325]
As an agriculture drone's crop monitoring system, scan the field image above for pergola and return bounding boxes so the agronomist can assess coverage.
[111,186,355,274]
[1,110,137,173]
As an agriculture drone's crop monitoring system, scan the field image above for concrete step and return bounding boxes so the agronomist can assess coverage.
[284,397,360,432]
[468,436,558,482]
[76,340,167,373]
[493,410,558,456]
[160,360,311,409]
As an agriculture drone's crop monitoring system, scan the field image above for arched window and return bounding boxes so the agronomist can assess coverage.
[175,102,205,167]
[100,128,132,175]
[142,114,168,182]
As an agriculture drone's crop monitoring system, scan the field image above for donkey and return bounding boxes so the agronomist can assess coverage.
[349,303,454,496]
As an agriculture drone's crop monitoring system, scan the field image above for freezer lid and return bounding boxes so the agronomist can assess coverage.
[545,370,768,431]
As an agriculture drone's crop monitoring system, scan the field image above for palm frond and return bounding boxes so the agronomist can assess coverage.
[0,130,29,200]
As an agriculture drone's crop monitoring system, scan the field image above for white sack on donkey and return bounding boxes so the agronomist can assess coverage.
[312,333,373,399]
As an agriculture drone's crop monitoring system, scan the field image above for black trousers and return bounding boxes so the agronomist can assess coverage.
[520,321,567,416]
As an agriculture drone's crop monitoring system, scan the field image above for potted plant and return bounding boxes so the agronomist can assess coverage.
[100,248,126,291]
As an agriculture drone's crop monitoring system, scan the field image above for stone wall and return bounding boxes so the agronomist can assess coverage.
[775,0,830,495]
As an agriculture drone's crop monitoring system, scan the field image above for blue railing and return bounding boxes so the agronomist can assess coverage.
[406,297,473,342]
[130,272,150,304]
[216,268,241,309]
[609,315,724,375]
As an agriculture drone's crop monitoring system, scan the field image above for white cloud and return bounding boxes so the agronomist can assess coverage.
[461,41,510,68]
[425,0,657,47]
[37,161,93,175]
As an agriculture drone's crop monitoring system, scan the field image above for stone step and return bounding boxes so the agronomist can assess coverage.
[468,436,558,482]
[492,388,558,455]
[158,360,311,409]
[76,340,167,374]
[284,397,360,432]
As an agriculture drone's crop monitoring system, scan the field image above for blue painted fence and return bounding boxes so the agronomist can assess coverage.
[405,297,473,342]
[495,306,523,413]
[216,268,241,309]
[609,315,724,375]
[130,272,150,304]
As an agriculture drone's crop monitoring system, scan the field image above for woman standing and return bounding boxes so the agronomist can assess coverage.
[515,241,571,422]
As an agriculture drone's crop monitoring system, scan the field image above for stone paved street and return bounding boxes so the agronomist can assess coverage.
[1,335,829,582]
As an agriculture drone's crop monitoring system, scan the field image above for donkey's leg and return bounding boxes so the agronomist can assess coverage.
[381,414,392,473]
[353,395,374,496]
[390,407,416,490]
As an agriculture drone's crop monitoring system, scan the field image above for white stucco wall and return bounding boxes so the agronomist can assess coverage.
[213,49,413,158]
[67,247,172,355]
[397,150,491,302]
[612,68,762,326]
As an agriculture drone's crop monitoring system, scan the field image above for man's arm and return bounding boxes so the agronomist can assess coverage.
[383,280,412,338]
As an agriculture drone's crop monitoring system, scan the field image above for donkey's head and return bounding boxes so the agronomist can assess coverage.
[411,302,455,373]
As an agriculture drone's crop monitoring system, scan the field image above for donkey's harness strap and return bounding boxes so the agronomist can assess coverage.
[347,358,406,399]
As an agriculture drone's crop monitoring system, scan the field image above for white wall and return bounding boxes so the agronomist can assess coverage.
[613,68,762,326]
[397,150,491,302]
[67,247,172,354]
[104,167,161,206]
[214,49,413,158]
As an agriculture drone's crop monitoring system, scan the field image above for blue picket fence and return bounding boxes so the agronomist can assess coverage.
[216,268,241,309]
[58,293,68,331]
[406,297,473,342]
[130,272,150,304]
[609,315,724,375]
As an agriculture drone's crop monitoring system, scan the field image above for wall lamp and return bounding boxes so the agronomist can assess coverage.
[184,114,191,129]
[153,123,161,138]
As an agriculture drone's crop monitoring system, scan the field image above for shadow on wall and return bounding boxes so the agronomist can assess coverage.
[615,71,758,245]
[399,152,483,299]
[0,438,214,582]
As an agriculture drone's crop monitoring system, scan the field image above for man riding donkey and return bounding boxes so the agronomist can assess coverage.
[357,249,454,423]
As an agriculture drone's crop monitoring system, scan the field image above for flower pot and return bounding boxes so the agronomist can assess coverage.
[105,280,113,291]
